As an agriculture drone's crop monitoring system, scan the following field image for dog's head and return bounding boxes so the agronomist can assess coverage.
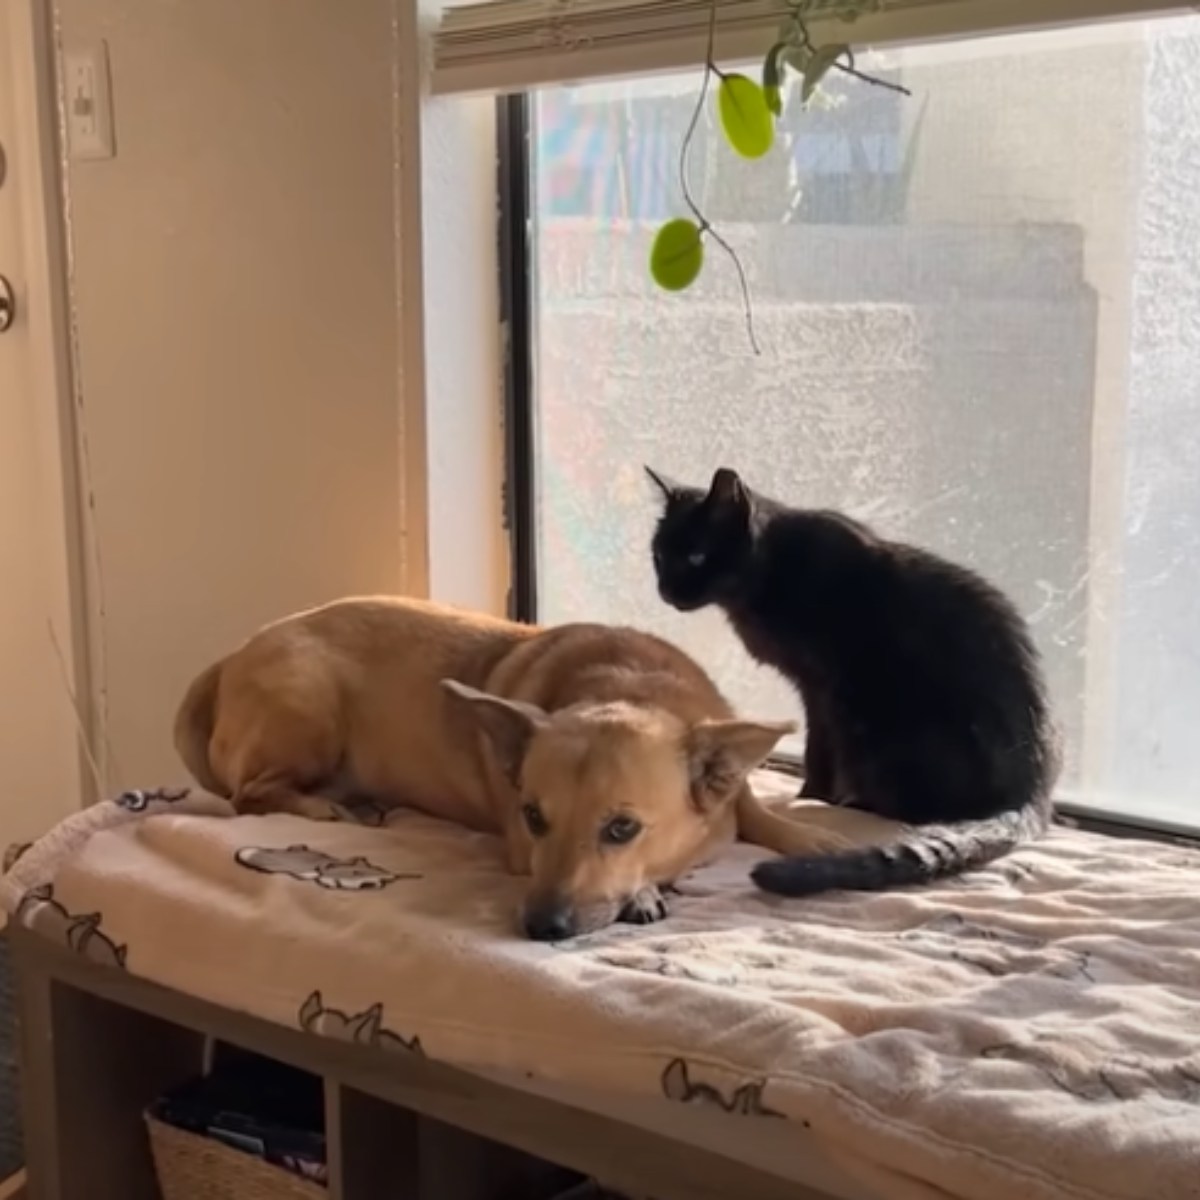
[443,680,793,940]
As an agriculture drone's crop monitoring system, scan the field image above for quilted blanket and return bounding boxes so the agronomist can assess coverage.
[3,774,1199,1200]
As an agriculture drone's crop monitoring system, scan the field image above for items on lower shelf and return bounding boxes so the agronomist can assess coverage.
[145,1058,326,1199]
[144,1051,641,1200]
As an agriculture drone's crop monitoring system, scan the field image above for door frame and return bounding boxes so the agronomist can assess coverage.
[5,0,96,808]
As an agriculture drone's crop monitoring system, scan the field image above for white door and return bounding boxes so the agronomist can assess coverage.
[0,0,86,846]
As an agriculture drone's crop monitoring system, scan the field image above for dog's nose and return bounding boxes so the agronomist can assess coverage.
[523,902,577,941]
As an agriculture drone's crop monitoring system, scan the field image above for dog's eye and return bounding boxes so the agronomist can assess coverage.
[601,815,642,846]
[686,550,706,567]
[522,802,548,837]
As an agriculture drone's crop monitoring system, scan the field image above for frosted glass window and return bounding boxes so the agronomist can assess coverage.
[527,16,1200,829]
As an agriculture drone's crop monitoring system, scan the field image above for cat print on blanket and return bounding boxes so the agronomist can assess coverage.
[234,845,418,889]
[3,841,32,872]
[898,912,1095,983]
[596,949,742,988]
[1000,859,1037,884]
[298,991,424,1054]
[15,884,128,969]
[114,786,192,812]
[660,1058,781,1117]
[981,1037,1200,1104]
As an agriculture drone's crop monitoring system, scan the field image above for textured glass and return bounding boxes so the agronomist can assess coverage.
[529,17,1200,828]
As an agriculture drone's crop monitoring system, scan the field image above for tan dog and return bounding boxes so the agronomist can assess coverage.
[175,596,897,939]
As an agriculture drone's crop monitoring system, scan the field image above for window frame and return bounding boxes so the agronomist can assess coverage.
[495,76,1198,846]
[497,92,539,625]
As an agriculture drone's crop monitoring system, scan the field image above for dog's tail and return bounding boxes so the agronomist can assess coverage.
[173,661,227,796]
[750,799,1050,897]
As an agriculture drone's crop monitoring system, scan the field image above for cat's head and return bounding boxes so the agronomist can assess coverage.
[646,466,755,612]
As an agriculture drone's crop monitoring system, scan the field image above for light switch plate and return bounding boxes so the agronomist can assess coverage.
[63,42,115,161]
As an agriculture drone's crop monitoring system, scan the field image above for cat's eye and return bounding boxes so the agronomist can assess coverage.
[601,815,642,846]
[686,550,707,567]
[522,802,549,837]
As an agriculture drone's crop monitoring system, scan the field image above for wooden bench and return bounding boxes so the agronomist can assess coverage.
[11,928,850,1200]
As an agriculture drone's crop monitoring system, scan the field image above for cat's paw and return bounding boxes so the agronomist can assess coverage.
[619,885,669,925]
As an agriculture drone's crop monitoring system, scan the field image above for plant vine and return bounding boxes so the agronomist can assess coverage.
[649,0,913,354]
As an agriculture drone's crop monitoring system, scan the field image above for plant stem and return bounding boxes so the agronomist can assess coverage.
[678,3,716,233]
[840,46,911,95]
[789,14,912,96]
[677,0,762,355]
[707,226,762,355]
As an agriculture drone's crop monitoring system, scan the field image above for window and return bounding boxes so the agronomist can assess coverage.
[510,14,1200,832]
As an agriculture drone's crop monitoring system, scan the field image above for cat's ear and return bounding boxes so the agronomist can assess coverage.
[442,680,546,786]
[705,467,751,520]
[685,718,797,811]
[644,465,685,502]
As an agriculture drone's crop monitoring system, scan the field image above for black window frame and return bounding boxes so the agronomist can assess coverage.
[497,93,538,626]
[494,91,1196,848]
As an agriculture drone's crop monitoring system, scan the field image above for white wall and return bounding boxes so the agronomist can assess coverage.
[420,89,508,614]
[56,0,411,787]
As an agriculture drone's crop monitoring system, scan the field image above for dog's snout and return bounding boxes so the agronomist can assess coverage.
[523,900,577,942]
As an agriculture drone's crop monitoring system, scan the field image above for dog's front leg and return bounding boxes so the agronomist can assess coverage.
[502,816,532,876]
[237,787,347,822]
[619,885,669,925]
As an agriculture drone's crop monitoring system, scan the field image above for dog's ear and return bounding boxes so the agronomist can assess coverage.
[441,680,547,787]
[685,718,796,811]
[644,465,687,502]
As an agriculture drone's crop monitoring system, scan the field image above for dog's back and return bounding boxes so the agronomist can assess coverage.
[175,597,536,826]
[176,597,758,827]
[489,620,737,726]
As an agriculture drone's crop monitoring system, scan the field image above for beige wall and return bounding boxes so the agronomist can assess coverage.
[56,0,410,788]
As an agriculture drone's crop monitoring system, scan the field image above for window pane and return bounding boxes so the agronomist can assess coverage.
[527,16,1200,829]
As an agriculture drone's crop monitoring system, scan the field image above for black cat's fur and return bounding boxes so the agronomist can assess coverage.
[646,465,1060,897]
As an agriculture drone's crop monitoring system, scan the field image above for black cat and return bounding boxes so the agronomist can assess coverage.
[646,465,1060,897]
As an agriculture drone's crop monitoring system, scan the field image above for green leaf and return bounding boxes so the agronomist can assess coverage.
[802,43,849,102]
[650,218,705,291]
[783,44,810,76]
[717,73,775,159]
[762,42,788,117]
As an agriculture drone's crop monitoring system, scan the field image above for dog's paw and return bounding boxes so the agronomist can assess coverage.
[619,885,669,926]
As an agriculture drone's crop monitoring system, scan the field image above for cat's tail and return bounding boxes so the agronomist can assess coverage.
[750,799,1050,897]
[172,661,228,796]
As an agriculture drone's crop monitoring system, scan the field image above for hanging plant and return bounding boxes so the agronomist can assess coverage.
[649,0,912,353]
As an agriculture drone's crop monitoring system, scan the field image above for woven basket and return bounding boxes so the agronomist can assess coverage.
[145,1114,325,1200]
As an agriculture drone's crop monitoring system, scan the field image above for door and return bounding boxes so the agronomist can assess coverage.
[0,0,87,845]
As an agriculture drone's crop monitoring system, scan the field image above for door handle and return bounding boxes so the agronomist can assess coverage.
[0,275,14,333]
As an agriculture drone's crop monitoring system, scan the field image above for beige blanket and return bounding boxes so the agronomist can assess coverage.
[3,776,1199,1200]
